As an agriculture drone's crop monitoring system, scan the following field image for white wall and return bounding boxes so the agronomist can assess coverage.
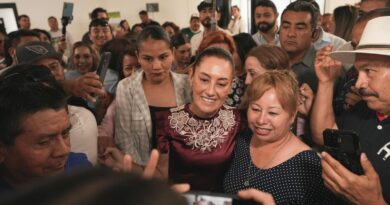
[325,0,360,13]
[0,0,202,41]
[0,0,361,40]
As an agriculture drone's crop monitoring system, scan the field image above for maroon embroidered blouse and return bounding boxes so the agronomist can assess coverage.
[155,103,242,192]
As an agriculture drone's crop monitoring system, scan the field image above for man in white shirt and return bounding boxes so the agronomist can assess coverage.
[251,0,280,46]
[191,1,231,55]
[47,16,73,57]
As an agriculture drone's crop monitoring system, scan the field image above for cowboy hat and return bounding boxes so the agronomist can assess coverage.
[330,16,390,64]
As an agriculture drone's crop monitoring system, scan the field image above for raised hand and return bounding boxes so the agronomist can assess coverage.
[65,72,104,102]
[298,83,314,116]
[343,86,361,110]
[314,45,343,83]
[99,147,125,171]
[321,152,387,205]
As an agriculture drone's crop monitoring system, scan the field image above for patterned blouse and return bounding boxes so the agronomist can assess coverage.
[223,130,345,205]
[156,103,243,192]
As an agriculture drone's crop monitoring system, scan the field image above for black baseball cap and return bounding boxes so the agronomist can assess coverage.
[15,41,62,64]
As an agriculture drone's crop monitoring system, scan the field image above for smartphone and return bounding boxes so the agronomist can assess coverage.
[96,52,112,83]
[62,2,74,18]
[184,191,257,205]
[323,129,363,175]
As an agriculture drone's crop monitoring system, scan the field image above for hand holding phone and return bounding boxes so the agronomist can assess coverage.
[323,129,363,175]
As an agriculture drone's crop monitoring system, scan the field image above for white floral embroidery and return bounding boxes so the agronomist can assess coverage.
[168,106,236,152]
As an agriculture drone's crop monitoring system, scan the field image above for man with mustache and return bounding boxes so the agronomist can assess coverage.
[311,16,390,204]
[251,0,279,46]
[190,1,231,56]
[332,8,390,115]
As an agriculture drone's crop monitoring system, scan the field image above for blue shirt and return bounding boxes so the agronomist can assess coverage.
[0,152,91,194]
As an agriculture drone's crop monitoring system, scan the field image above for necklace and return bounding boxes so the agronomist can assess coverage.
[244,133,292,187]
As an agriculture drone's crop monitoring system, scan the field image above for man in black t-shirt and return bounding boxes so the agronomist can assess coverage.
[311,16,390,205]
[139,10,160,28]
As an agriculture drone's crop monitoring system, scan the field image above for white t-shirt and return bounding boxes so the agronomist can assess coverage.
[49,29,74,57]
[68,105,98,165]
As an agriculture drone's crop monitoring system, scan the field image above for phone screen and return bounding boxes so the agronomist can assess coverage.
[96,52,111,82]
[62,2,74,18]
[184,192,256,205]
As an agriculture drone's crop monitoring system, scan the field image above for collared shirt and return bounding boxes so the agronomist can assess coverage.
[115,71,191,165]
[291,46,317,144]
[292,45,318,93]
[252,31,280,46]
[313,28,346,51]
[336,102,390,203]
[0,152,91,194]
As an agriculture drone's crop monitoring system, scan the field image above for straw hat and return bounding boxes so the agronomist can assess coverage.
[331,16,390,64]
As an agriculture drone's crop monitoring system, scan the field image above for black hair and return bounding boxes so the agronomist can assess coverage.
[0,64,67,146]
[91,7,108,20]
[254,0,278,13]
[136,25,171,50]
[282,1,319,29]
[0,168,188,205]
[298,0,320,12]
[118,47,138,80]
[171,33,189,48]
[192,46,234,74]
[101,38,132,72]
[4,30,40,66]
[17,14,29,21]
[88,19,111,32]
[197,1,213,12]
[162,21,180,34]
[233,33,257,63]
[32,28,52,42]
[139,10,148,15]
[131,23,144,32]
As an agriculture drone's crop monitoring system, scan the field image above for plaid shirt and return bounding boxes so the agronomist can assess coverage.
[115,71,191,165]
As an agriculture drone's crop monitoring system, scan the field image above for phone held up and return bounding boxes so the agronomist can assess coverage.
[184,191,257,205]
[323,129,364,175]
[91,52,111,101]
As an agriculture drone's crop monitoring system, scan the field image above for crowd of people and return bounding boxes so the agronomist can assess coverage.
[0,0,390,204]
